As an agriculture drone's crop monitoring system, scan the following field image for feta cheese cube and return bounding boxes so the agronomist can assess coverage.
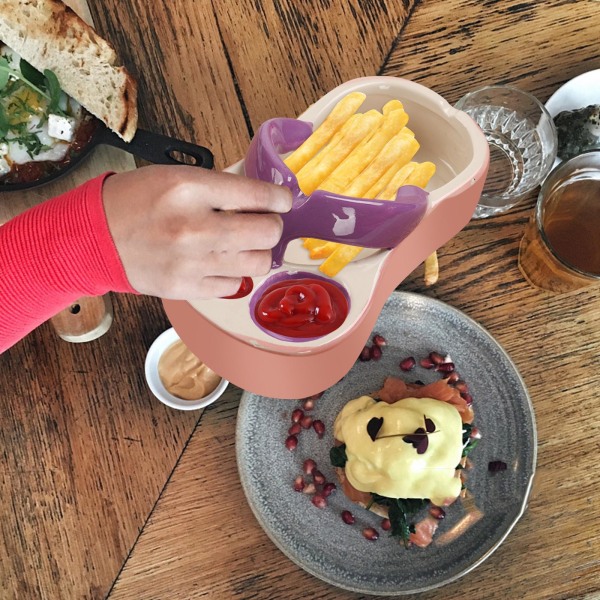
[48,114,76,142]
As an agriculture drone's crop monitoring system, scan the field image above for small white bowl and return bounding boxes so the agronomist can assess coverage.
[145,327,229,411]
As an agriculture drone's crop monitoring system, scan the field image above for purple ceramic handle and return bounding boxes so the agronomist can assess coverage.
[245,118,429,268]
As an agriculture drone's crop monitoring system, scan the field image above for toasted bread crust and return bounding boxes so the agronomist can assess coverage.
[0,0,138,141]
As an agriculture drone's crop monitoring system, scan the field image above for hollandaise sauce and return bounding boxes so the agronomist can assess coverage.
[333,396,463,506]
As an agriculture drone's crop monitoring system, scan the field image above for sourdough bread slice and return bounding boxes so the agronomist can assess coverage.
[0,0,138,141]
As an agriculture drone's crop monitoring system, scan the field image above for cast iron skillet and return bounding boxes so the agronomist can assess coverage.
[0,118,214,192]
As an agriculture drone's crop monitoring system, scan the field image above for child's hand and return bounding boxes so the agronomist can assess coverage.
[102,165,292,299]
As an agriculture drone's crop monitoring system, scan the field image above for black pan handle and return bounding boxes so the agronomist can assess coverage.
[97,126,214,169]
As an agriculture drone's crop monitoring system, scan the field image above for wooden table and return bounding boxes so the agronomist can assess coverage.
[1,1,599,598]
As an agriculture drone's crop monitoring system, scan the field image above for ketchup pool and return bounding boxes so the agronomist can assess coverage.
[253,275,349,340]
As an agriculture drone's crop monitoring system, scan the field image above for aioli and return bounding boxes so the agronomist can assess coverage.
[158,340,221,400]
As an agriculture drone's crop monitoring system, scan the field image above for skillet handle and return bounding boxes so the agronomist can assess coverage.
[100,127,214,169]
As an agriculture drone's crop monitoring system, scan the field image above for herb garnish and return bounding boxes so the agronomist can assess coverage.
[366,415,437,455]
[366,416,383,441]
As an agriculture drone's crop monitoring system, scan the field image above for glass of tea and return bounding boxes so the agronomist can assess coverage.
[518,150,600,293]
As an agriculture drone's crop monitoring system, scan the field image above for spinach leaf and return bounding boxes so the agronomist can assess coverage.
[0,58,10,90]
[19,59,45,88]
[371,494,428,546]
[329,444,347,468]
[0,104,8,138]
[44,69,62,114]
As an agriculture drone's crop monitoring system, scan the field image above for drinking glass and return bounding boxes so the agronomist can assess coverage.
[518,150,600,293]
[455,85,557,219]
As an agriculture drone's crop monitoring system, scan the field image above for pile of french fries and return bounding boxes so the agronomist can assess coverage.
[284,92,439,283]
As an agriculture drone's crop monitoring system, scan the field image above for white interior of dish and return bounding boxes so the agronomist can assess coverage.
[189,76,486,353]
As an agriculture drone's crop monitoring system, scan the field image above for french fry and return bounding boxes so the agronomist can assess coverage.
[404,161,436,188]
[377,161,417,200]
[424,251,439,286]
[367,158,415,200]
[341,132,420,198]
[284,91,366,173]
[320,244,363,277]
[309,241,339,259]
[319,109,408,193]
[383,99,404,114]
[296,109,383,195]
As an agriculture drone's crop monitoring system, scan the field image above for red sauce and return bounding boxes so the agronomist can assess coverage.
[222,276,254,299]
[255,278,348,338]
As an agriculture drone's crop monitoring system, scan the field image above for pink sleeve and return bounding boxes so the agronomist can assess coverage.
[0,173,138,353]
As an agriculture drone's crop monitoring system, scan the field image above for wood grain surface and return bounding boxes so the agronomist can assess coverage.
[1,0,600,599]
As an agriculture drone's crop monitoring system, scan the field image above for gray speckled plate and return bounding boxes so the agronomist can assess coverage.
[236,292,536,595]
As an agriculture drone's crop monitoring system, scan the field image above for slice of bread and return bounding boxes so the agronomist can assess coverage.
[0,0,138,141]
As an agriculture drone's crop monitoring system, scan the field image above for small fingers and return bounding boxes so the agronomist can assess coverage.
[208,212,284,252]
[203,171,293,214]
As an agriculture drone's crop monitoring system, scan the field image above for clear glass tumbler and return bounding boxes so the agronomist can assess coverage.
[455,85,557,219]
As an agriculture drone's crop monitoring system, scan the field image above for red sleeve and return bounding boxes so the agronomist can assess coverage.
[0,173,138,352]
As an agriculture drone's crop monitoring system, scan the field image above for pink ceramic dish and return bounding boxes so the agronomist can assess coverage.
[164,76,489,399]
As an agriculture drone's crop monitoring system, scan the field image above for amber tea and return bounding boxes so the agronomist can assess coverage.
[518,151,600,293]
[542,174,600,275]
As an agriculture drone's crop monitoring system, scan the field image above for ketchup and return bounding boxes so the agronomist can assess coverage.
[254,277,348,339]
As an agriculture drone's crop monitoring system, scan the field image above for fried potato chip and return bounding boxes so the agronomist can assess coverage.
[284,91,366,173]
[341,132,420,198]
[319,109,409,193]
[296,109,383,195]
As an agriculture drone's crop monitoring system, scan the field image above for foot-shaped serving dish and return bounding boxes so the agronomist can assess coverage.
[163,76,489,398]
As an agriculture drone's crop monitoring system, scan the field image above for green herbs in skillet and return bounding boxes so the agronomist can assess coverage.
[0,44,86,181]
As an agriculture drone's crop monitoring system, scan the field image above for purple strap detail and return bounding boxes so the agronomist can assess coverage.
[245,118,429,269]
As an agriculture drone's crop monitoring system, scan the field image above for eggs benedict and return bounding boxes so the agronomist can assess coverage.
[330,376,477,545]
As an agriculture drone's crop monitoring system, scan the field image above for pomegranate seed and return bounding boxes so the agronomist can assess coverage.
[488,460,507,473]
[341,510,355,525]
[291,408,304,423]
[285,435,298,451]
[303,482,316,494]
[359,346,371,361]
[444,371,460,383]
[429,506,446,520]
[322,482,336,497]
[436,362,455,373]
[461,392,473,406]
[303,458,317,474]
[470,426,481,439]
[303,398,315,411]
[399,356,416,371]
[300,415,313,429]
[313,419,325,437]
[312,470,326,485]
[311,494,327,508]
[288,422,302,436]
[362,527,379,541]
[381,518,391,531]
[429,351,445,365]
[420,357,435,369]
[372,334,387,347]
[455,380,469,393]
[370,345,383,361]
[293,475,305,492]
